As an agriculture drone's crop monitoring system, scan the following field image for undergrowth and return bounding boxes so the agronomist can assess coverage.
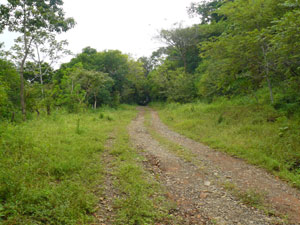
[0,105,135,224]
[152,99,300,188]
[144,110,200,166]
[109,114,174,225]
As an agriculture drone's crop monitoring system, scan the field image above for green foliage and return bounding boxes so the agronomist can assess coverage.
[148,63,197,102]
[144,110,197,164]
[154,99,300,188]
[59,49,149,105]
[188,0,225,24]
[158,25,201,73]
[0,59,19,119]
[0,0,75,119]
[109,115,172,225]
[194,0,300,107]
[0,107,136,224]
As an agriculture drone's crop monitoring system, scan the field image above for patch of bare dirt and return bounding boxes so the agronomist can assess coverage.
[129,107,284,225]
[93,134,118,225]
[149,108,300,224]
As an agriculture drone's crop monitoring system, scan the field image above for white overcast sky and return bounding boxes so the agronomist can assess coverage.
[0,0,200,64]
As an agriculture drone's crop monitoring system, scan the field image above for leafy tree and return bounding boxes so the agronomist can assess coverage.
[123,59,150,104]
[148,60,197,102]
[188,0,226,24]
[0,59,19,119]
[24,62,54,84]
[70,68,114,108]
[0,0,75,119]
[30,34,71,96]
[158,25,200,72]
[61,49,133,103]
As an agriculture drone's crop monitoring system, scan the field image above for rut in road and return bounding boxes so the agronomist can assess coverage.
[149,108,300,224]
[129,107,287,225]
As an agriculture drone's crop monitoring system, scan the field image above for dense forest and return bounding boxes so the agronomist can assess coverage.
[0,0,299,121]
[1,0,300,224]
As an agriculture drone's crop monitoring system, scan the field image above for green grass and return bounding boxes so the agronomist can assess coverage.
[144,110,201,167]
[151,100,300,188]
[0,105,136,224]
[109,112,175,225]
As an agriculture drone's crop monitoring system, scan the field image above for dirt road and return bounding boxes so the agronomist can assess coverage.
[128,107,300,225]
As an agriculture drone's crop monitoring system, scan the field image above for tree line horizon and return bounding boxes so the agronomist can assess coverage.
[0,0,299,121]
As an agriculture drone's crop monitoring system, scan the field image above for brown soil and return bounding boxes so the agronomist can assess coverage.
[94,133,118,225]
[128,107,300,225]
[149,108,300,224]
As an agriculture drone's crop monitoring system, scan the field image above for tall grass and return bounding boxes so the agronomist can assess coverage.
[0,106,136,224]
[152,99,300,188]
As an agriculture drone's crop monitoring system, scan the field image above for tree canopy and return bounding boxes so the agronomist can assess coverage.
[0,0,299,119]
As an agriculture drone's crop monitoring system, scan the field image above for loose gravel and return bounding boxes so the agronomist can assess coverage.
[128,108,290,225]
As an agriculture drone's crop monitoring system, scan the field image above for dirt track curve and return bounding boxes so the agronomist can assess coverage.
[128,107,300,225]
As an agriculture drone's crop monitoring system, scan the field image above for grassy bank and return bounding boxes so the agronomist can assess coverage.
[152,99,300,188]
[0,106,136,224]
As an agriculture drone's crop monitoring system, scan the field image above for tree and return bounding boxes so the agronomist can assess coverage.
[158,25,199,72]
[71,68,113,108]
[0,0,75,120]
[24,62,54,84]
[188,0,225,24]
[0,59,19,119]
[61,49,131,102]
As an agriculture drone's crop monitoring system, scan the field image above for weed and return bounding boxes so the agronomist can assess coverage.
[223,182,268,213]
[152,100,300,188]
[76,118,81,134]
[144,111,199,165]
[217,113,224,124]
[99,112,104,119]
[238,189,265,207]
[0,106,137,224]
[108,114,175,224]
[106,115,114,121]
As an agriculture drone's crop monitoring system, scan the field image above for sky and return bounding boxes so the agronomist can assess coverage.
[0,0,200,64]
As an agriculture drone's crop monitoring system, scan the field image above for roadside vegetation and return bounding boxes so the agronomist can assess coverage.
[0,106,135,224]
[109,114,174,224]
[0,0,300,223]
[152,95,300,188]
[144,110,198,165]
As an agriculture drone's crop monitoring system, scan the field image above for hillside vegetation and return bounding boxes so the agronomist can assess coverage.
[0,107,136,223]
[0,0,300,223]
[153,96,300,188]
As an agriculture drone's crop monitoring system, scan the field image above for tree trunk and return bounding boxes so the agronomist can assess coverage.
[94,95,97,109]
[47,104,51,115]
[36,109,40,118]
[36,44,44,97]
[266,75,274,104]
[183,58,187,73]
[20,62,26,121]
[19,8,31,121]
[180,49,187,73]
[261,45,274,104]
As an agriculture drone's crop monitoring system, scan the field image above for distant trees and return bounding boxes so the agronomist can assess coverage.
[0,0,75,120]
[1,0,300,119]
[0,59,19,119]
[196,0,298,104]
[140,0,300,113]
[158,25,200,73]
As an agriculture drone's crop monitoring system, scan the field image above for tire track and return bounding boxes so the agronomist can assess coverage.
[150,108,300,224]
[129,107,282,225]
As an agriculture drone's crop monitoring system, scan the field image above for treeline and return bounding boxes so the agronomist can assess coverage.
[147,0,300,113]
[0,47,151,120]
[0,0,300,121]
